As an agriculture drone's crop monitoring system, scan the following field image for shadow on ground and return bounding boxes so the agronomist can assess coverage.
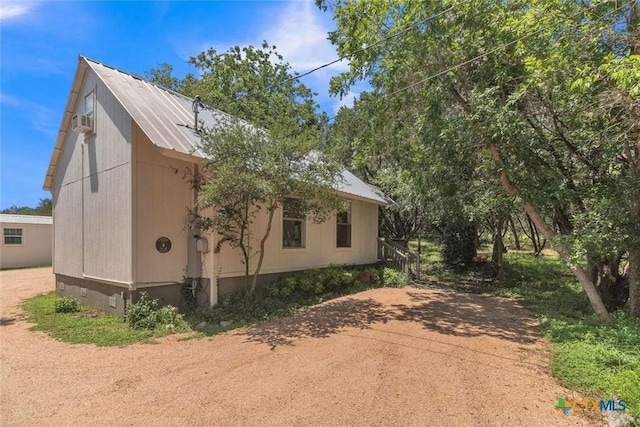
[237,298,392,349]
[390,291,539,344]
[237,289,541,349]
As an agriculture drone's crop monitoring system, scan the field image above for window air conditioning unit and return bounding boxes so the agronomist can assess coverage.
[72,114,93,134]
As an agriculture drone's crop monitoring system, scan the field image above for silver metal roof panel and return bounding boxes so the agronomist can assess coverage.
[44,56,389,205]
[0,214,53,225]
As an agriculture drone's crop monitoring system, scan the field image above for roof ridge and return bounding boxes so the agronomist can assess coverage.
[80,55,198,105]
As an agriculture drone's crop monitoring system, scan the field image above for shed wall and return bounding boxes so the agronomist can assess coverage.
[133,124,194,284]
[0,223,52,269]
[51,69,133,283]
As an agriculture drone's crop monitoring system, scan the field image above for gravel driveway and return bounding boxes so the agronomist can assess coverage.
[0,267,600,426]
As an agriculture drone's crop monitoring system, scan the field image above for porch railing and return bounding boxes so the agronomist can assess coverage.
[377,238,420,280]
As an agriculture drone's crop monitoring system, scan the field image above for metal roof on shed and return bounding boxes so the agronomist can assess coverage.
[0,214,53,225]
[43,56,389,205]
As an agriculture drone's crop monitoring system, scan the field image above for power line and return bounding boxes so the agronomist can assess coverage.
[326,0,633,123]
[387,1,633,97]
[255,4,458,96]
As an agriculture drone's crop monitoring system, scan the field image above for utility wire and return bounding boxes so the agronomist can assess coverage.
[387,1,632,97]
[325,0,633,124]
[254,4,458,96]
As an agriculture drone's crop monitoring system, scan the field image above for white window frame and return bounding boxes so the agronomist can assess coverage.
[4,228,22,245]
[282,198,305,249]
[336,202,352,248]
[84,91,94,117]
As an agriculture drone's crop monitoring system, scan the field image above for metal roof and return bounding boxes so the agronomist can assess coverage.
[0,214,53,225]
[43,56,389,205]
[337,171,391,205]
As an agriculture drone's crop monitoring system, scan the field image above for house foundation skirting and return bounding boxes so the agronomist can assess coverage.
[54,274,208,316]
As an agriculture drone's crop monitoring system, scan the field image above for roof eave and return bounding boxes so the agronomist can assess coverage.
[43,56,89,191]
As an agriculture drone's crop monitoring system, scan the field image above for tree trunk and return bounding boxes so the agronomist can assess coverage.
[492,218,505,280]
[629,195,640,317]
[249,205,277,296]
[526,214,539,254]
[492,218,505,268]
[509,215,521,250]
[489,144,610,320]
[628,250,640,317]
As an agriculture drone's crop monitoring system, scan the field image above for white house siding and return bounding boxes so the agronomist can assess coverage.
[52,133,83,277]
[52,69,133,283]
[133,124,194,285]
[209,199,379,280]
[0,219,52,269]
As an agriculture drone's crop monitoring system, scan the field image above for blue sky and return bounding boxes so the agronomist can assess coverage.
[0,0,360,210]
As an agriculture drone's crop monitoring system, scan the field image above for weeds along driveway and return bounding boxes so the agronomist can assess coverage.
[0,267,600,427]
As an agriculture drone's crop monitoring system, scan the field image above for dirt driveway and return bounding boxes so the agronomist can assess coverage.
[0,267,599,426]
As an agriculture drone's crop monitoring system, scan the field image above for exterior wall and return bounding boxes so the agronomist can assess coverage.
[55,274,128,316]
[51,69,133,283]
[206,199,380,300]
[0,223,52,269]
[132,124,194,285]
[55,273,208,316]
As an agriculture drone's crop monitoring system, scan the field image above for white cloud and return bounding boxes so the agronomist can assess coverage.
[170,0,350,112]
[1,93,58,137]
[262,0,347,75]
[0,1,37,22]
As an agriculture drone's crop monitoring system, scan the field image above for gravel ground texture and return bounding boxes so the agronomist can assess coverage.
[0,267,602,426]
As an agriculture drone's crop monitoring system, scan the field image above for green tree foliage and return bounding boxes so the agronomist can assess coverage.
[144,63,186,93]
[185,44,343,296]
[2,198,52,216]
[184,41,322,130]
[318,0,640,318]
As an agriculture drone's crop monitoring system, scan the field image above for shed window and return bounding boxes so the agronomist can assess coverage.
[283,198,305,248]
[336,203,352,248]
[84,91,94,116]
[4,228,22,245]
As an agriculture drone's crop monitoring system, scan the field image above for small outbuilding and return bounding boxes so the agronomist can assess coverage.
[43,56,388,314]
[0,214,53,269]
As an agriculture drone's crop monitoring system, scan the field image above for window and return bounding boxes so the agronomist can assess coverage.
[283,198,305,248]
[4,228,22,245]
[84,91,94,116]
[336,203,352,248]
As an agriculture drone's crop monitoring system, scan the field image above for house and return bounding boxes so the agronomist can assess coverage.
[0,214,52,269]
[43,56,388,314]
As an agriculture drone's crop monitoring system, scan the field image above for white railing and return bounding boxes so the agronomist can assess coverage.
[377,238,420,280]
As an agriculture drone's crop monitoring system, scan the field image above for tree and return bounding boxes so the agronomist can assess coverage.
[318,0,640,319]
[1,198,52,216]
[184,42,322,130]
[144,63,187,93]
[186,44,342,296]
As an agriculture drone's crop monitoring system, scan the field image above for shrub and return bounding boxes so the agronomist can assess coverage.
[157,305,190,331]
[441,222,477,270]
[54,297,80,313]
[126,292,159,329]
[125,292,186,331]
[126,293,189,331]
[382,267,409,288]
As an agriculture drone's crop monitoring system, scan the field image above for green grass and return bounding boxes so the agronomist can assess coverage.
[418,242,640,420]
[495,254,640,419]
[23,292,169,346]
